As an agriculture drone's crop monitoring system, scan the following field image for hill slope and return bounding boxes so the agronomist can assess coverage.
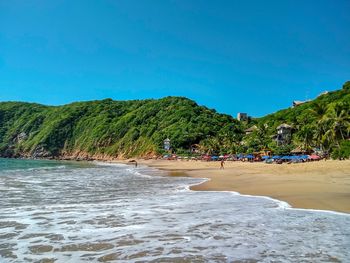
[0,97,242,159]
[1,82,349,159]
[242,81,350,156]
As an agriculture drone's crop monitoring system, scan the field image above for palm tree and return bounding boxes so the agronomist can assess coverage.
[309,102,328,120]
[309,102,329,150]
[296,124,314,150]
[199,136,220,155]
[325,103,350,144]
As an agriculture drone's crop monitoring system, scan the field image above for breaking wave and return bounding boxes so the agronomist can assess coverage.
[0,160,349,262]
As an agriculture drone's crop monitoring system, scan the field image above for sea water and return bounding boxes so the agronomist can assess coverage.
[0,158,349,262]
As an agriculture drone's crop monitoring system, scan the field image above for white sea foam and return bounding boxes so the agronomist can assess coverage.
[0,161,349,262]
[92,161,128,167]
[27,165,67,171]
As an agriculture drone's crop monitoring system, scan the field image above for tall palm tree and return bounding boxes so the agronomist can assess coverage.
[255,123,270,149]
[199,136,220,155]
[296,124,315,150]
[309,102,329,150]
[325,103,350,144]
[309,102,328,121]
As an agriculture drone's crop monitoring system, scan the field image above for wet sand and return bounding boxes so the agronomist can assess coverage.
[127,159,350,214]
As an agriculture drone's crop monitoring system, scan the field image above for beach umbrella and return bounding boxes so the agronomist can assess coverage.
[272,155,281,159]
[246,154,254,159]
[262,156,270,160]
[309,155,321,160]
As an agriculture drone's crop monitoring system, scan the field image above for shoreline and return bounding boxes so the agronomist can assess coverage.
[123,159,350,214]
[2,157,350,214]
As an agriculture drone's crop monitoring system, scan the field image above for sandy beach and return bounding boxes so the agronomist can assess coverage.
[127,159,350,214]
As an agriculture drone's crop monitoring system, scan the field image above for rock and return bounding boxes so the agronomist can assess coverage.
[32,146,51,158]
[17,132,28,142]
[12,132,28,143]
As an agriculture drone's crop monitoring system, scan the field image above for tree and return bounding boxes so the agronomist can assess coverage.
[296,124,315,150]
[324,102,350,146]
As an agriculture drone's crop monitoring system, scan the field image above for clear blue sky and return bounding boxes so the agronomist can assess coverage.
[0,0,349,117]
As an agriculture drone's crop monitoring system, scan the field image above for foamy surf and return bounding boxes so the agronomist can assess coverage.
[0,159,349,262]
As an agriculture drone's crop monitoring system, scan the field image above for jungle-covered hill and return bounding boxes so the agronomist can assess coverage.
[0,81,349,160]
[0,97,243,159]
[243,81,350,158]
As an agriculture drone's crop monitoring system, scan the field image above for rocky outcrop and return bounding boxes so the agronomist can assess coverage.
[32,145,52,158]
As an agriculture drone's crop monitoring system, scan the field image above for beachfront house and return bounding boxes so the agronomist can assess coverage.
[275,124,292,145]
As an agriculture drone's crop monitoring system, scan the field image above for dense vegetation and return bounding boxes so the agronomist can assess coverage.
[0,97,243,159]
[0,82,349,159]
[242,81,350,158]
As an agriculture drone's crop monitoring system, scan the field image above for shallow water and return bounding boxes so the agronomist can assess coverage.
[0,159,349,262]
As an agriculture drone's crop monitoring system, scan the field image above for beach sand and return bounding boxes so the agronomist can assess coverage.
[128,159,350,214]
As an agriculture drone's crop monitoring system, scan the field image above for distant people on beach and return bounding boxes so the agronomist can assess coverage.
[220,159,225,169]
[129,160,138,167]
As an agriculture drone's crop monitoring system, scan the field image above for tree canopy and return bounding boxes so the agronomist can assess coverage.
[0,97,243,158]
[1,82,349,159]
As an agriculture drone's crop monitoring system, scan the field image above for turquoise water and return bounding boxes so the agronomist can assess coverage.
[0,158,350,262]
[0,158,62,171]
[0,158,91,171]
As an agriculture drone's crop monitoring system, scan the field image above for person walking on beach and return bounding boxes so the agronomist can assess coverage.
[220,159,225,169]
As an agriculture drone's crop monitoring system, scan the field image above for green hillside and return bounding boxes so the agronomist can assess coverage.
[1,82,349,160]
[242,81,350,158]
[0,97,243,159]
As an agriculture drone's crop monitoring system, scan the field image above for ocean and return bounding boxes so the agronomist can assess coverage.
[0,158,349,262]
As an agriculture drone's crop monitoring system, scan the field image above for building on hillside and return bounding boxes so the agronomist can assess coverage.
[318,91,329,97]
[292,101,306,108]
[275,123,292,145]
[163,138,171,151]
[292,99,312,108]
[237,113,248,121]
[245,125,257,135]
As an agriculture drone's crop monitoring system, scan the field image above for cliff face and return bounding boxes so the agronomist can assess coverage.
[0,97,242,159]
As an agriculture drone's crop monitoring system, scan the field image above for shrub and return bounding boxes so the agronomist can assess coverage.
[331,140,350,160]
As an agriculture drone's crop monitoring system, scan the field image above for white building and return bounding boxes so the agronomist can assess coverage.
[275,124,292,145]
[237,113,248,121]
